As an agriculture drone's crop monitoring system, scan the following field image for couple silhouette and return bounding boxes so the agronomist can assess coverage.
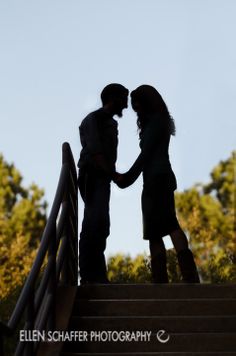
[78,83,200,285]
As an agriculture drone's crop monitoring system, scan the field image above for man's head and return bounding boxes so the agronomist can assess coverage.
[101,83,129,117]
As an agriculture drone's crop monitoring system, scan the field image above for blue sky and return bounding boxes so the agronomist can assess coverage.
[0,0,235,256]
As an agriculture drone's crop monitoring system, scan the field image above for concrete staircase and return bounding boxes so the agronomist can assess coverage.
[61,284,236,355]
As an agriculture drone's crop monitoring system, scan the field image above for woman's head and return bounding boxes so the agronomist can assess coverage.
[131,85,175,135]
[131,85,167,115]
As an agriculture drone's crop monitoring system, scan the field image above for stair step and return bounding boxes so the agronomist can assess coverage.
[62,332,236,352]
[62,285,236,354]
[77,284,236,300]
[69,315,236,333]
[61,353,236,356]
[73,298,236,316]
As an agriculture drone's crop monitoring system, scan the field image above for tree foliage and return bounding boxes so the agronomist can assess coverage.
[107,250,181,283]
[107,253,151,283]
[175,151,235,282]
[0,154,47,301]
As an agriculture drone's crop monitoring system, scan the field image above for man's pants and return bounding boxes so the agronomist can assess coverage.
[79,171,110,282]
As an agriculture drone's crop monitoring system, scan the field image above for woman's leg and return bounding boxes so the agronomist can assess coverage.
[170,228,200,283]
[149,239,169,283]
[169,228,188,253]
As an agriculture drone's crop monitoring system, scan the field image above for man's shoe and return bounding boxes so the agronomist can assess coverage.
[80,277,110,285]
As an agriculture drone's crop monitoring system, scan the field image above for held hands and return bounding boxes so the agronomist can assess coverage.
[112,172,133,189]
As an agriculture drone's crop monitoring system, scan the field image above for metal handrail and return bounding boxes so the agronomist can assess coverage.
[0,142,78,356]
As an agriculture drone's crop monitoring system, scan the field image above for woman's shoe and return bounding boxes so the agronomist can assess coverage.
[177,248,200,283]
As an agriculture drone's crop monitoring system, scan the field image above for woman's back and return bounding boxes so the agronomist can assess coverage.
[139,114,173,186]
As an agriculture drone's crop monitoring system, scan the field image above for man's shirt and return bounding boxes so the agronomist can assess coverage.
[78,108,118,175]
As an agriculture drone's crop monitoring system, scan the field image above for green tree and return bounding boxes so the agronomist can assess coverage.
[107,253,151,283]
[107,250,182,283]
[0,154,47,301]
[175,151,236,282]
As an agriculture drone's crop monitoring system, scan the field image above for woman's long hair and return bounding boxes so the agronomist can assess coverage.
[130,85,176,136]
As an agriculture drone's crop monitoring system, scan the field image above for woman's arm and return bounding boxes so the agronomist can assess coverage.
[113,154,143,188]
[114,117,164,188]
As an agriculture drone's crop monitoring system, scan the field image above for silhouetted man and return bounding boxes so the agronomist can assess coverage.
[78,84,129,284]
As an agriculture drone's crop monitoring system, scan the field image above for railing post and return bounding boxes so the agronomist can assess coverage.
[62,142,78,286]
[68,182,78,285]
[71,201,78,286]
[0,333,4,356]
[60,175,70,285]
[72,175,78,285]
[23,283,35,356]
[47,222,56,331]
[60,228,69,284]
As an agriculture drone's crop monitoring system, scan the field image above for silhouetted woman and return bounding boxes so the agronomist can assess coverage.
[115,85,200,283]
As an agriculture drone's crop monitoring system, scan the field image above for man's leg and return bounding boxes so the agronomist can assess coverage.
[79,173,110,283]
